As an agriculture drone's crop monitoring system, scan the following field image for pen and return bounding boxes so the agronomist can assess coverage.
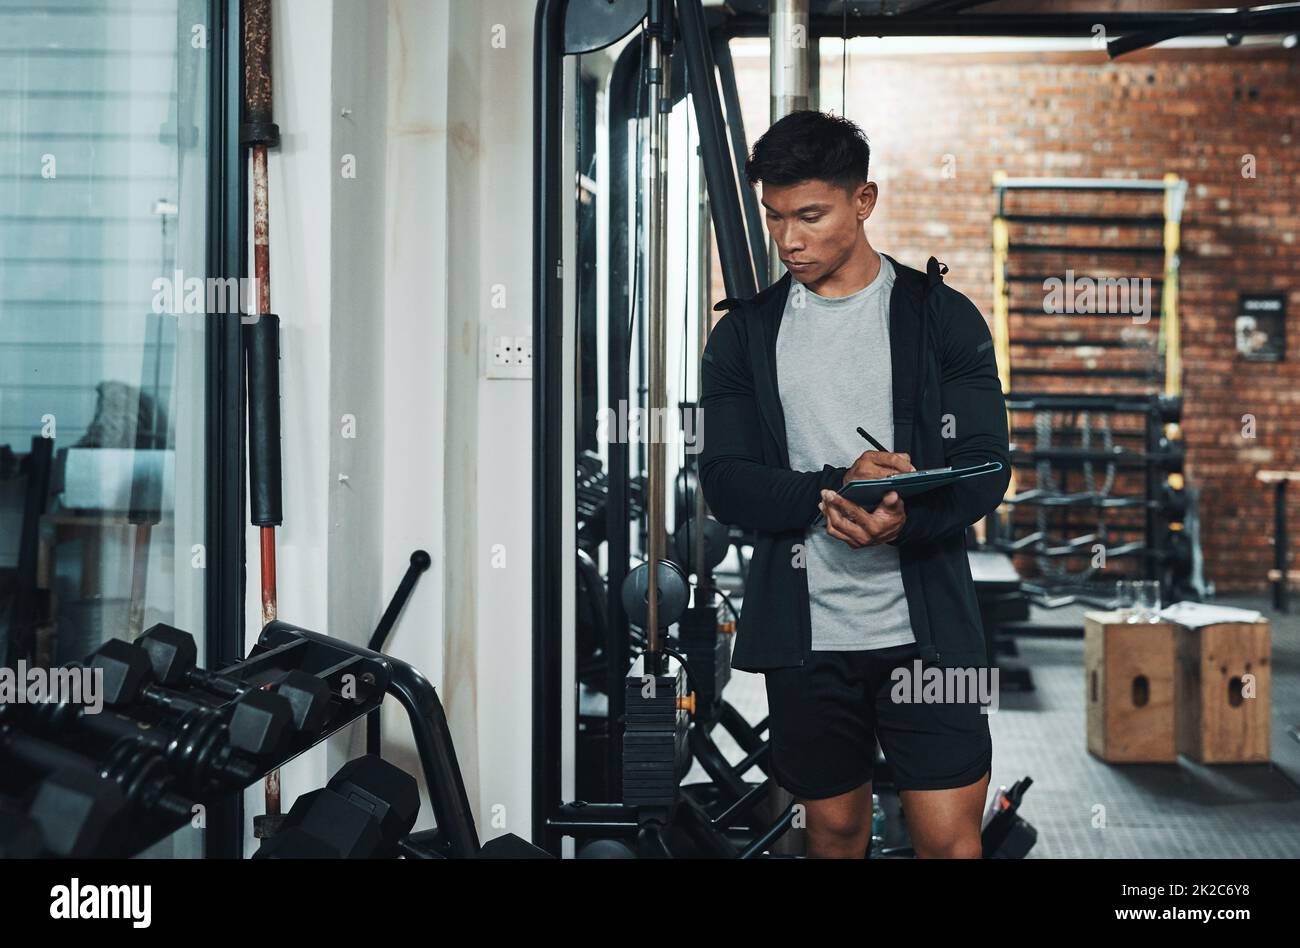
[856,426,888,453]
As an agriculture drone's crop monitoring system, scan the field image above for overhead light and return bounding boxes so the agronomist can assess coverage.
[1284,33,1299,48]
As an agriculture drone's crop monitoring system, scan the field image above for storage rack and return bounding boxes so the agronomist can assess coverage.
[988,174,1196,607]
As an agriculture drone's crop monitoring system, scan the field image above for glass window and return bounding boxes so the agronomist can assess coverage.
[0,0,216,857]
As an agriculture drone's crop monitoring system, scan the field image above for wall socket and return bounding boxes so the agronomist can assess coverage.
[483,323,532,380]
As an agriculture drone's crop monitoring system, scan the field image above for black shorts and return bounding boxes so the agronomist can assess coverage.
[763,641,992,798]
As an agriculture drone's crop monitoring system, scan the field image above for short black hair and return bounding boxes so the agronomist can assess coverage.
[745,110,870,196]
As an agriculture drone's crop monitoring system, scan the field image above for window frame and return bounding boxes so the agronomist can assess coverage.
[202,0,247,860]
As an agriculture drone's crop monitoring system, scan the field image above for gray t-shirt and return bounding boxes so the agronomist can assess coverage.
[775,252,916,651]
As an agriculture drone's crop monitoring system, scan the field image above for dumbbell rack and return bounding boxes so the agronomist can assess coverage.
[576,448,645,554]
[988,392,1189,609]
[0,621,516,859]
[988,174,1196,608]
[0,625,394,858]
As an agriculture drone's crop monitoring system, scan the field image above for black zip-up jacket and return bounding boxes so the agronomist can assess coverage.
[699,253,1012,672]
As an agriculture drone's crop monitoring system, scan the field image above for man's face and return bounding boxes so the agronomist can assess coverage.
[760,177,877,284]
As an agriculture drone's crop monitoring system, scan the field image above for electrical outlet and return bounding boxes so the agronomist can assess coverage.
[514,335,532,369]
[483,323,532,379]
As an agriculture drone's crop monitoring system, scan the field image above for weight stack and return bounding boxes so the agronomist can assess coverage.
[677,604,730,723]
[622,653,690,809]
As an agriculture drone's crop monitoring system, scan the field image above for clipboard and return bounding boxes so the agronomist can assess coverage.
[811,460,1004,527]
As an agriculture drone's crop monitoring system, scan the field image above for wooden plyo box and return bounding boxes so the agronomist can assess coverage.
[1084,611,1177,762]
[1174,620,1271,764]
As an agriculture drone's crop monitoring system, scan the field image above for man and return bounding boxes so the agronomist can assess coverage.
[699,110,1012,859]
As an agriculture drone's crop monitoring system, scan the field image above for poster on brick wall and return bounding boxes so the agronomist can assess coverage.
[1235,293,1286,362]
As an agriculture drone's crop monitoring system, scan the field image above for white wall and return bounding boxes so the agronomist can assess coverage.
[456,0,537,846]
[244,0,538,849]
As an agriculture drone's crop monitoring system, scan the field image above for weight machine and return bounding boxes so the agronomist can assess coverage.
[534,0,1044,860]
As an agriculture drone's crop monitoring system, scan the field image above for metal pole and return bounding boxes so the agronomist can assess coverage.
[532,0,569,853]
[768,0,810,284]
[645,13,670,661]
[711,31,769,287]
[1276,480,1289,613]
[693,142,711,592]
[677,0,759,299]
[243,0,284,833]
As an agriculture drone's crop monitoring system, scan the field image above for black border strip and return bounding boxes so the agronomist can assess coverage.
[203,0,247,859]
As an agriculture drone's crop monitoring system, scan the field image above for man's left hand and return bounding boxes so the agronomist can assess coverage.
[819,489,906,548]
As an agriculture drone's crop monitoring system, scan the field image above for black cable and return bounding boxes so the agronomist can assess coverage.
[627,29,646,365]
[629,30,647,559]
[688,574,739,624]
[632,641,698,697]
[715,588,740,623]
[681,50,692,477]
[841,1,849,116]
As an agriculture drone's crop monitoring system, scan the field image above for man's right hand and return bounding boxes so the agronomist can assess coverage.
[843,450,914,485]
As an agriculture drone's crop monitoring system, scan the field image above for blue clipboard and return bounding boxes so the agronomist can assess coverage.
[811,460,1004,527]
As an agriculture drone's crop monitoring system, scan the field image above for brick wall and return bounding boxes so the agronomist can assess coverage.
[722,44,1300,592]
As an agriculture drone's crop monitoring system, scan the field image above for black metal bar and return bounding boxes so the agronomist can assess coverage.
[1107,5,1300,59]
[1144,407,1160,582]
[366,550,433,756]
[605,36,640,806]
[1275,481,1289,612]
[723,10,1300,39]
[1006,243,1164,255]
[906,0,1003,14]
[547,802,640,837]
[686,725,750,803]
[1010,337,1155,348]
[1010,428,1147,444]
[996,179,1172,192]
[1006,307,1162,321]
[1010,367,1161,379]
[737,802,797,859]
[1010,448,1162,467]
[1003,214,1165,227]
[259,621,481,857]
[203,0,247,860]
[9,437,53,665]
[678,0,758,301]
[533,0,567,858]
[712,30,768,286]
[1006,274,1166,287]
[1005,392,1172,412]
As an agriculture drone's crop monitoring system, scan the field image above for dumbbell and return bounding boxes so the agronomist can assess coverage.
[139,624,332,736]
[0,725,192,857]
[23,767,125,858]
[14,640,283,792]
[16,690,261,794]
[325,755,420,857]
[254,756,419,859]
[91,638,292,762]
[0,794,45,858]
